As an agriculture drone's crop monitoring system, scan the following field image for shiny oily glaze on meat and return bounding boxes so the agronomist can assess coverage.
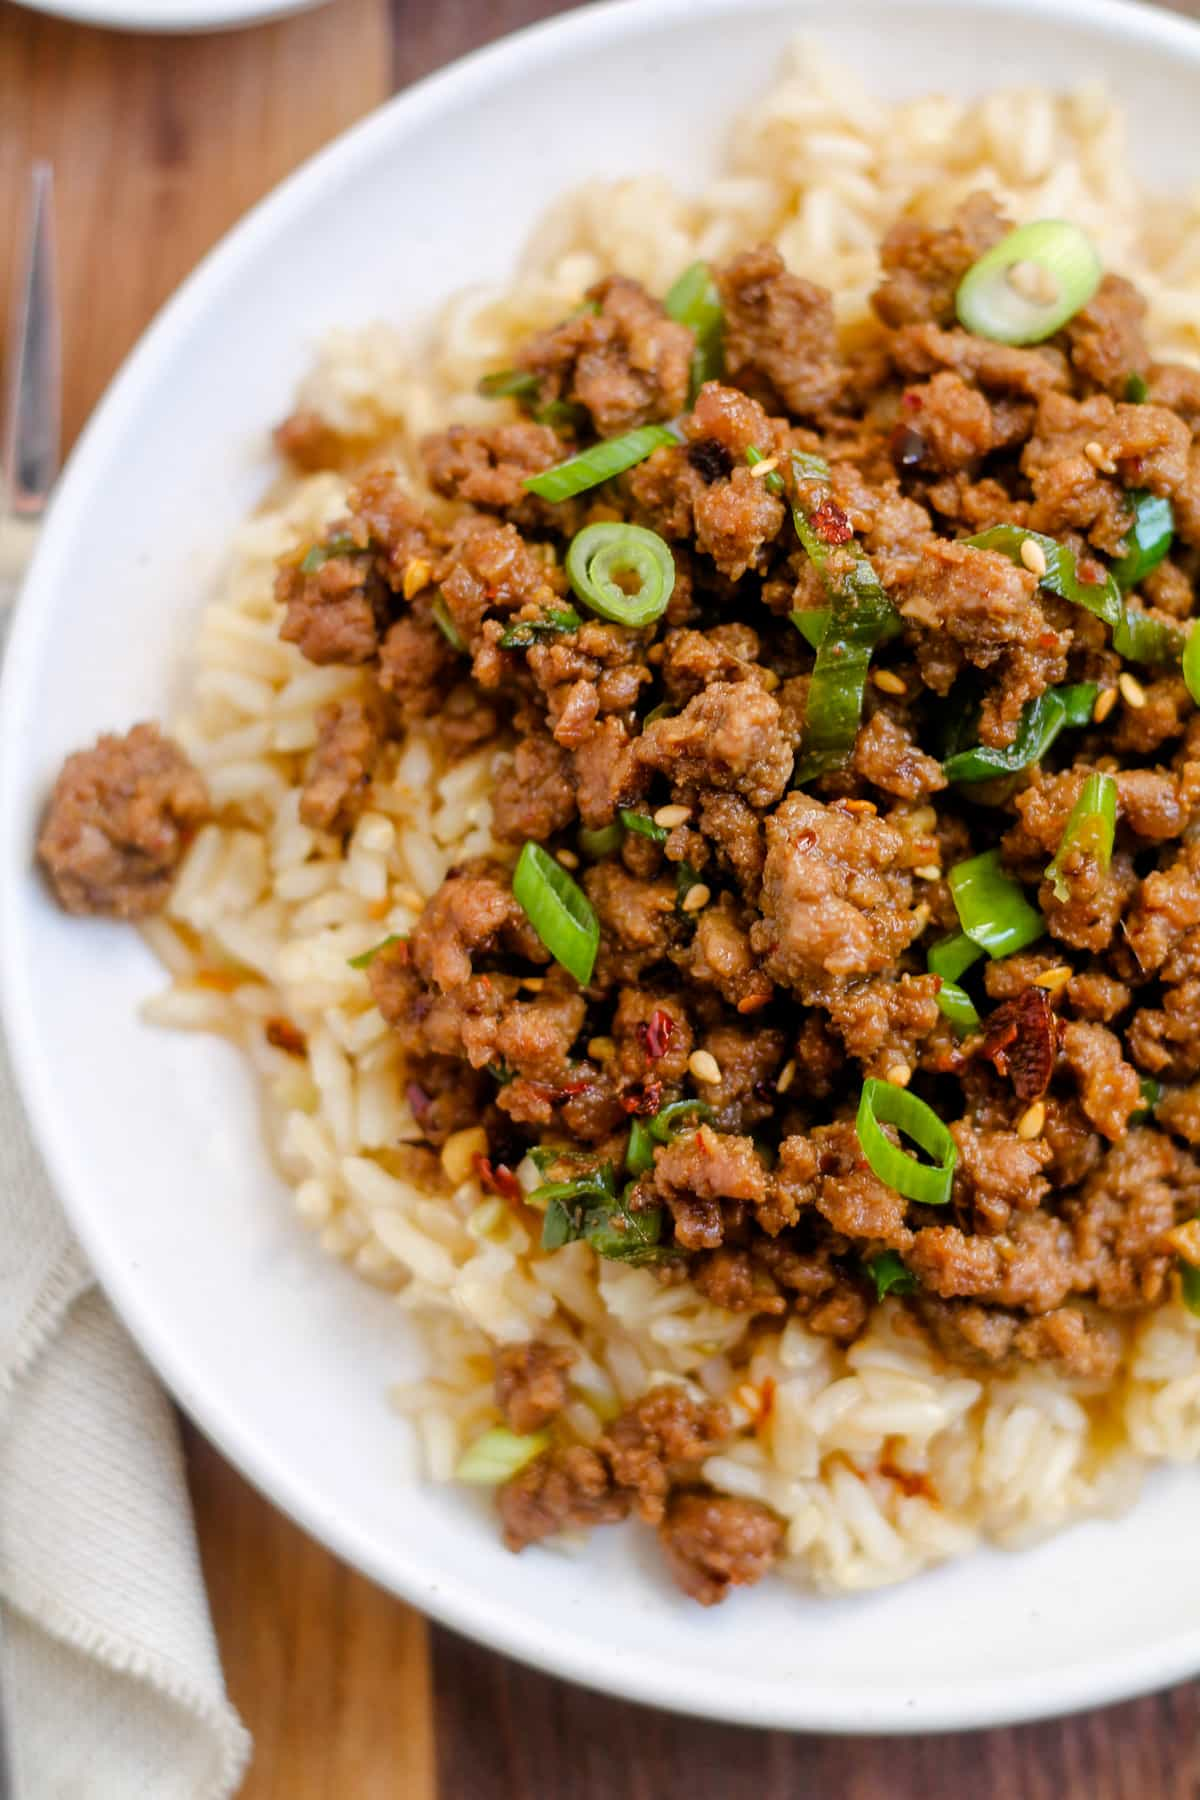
[37,195,1200,1601]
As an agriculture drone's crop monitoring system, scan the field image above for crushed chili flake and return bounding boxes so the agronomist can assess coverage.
[979,987,1058,1101]
[265,1016,307,1057]
[621,1077,664,1117]
[474,1156,523,1203]
[810,497,853,545]
[638,1008,675,1061]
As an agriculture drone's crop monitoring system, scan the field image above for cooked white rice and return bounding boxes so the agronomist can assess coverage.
[143,41,1200,1594]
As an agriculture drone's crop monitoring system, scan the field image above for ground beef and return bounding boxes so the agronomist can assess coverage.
[872,193,1008,329]
[422,420,569,526]
[37,724,210,918]
[636,681,793,809]
[493,1340,573,1435]
[515,275,693,436]
[600,1387,729,1524]
[498,1445,631,1550]
[658,1491,783,1605]
[716,245,842,417]
[277,549,385,665]
[299,696,380,832]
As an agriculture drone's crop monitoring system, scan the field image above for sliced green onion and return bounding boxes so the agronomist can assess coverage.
[942,683,1098,783]
[455,1426,549,1484]
[1045,771,1117,903]
[956,219,1102,346]
[1182,1263,1200,1317]
[966,525,1183,665]
[745,444,785,496]
[675,860,702,910]
[1131,1075,1161,1125]
[512,841,600,986]
[347,934,403,970]
[867,1250,918,1300]
[949,849,1045,958]
[1125,372,1149,404]
[566,522,675,627]
[300,530,360,574]
[523,424,678,502]
[1112,492,1174,592]
[578,822,623,859]
[620,808,668,843]
[663,260,724,401]
[855,1079,957,1207]
[627,1119,656,1175]
[790,453,899,783]
[789,607,902,653]
[498,607,581,650]
[1185,626,1200,708]
[934,980,981,1035]
[928,932,985,984]
[431,593,466,652]
[648,1099,715,1143]
[535,399,588,431]
[477,369,541,402]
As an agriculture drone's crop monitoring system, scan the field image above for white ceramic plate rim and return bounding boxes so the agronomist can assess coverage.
[7,0,328,37]
[6,0,1200,1733]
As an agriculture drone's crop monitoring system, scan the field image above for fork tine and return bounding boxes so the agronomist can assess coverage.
[2,161,61,524]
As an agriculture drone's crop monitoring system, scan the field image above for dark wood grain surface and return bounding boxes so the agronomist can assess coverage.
[4,0,1199,1792]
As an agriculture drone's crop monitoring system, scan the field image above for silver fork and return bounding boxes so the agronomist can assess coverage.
[0,162,61,621]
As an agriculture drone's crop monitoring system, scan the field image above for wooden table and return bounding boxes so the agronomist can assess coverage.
[3,0,1199,1790]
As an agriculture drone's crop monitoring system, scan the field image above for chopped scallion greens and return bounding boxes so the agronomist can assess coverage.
[536,1162,666,1263]
[1125,372,1149,404]
[855,1079,957,1207]
[455,1427,549,1484]
[498,607,581,649]
[523,424,678,502]
[1186,625,1200,708]
[566,522,675,627]
[935,980,981,1036]
[949,849,1045,959]
[578,821,623,859]
[663,260,725,400]
[1045,771,1117,904]
[867,1250,918,1300]
[746,444,785,495]
[512,841,600,986]
[300,530,360,574]
[942,683,1098,783]
[648,1099,715,1143]
[619,809,668,843]
[1131,1076,1161,1125]
[928,932,985,984]
[1182,1256,1200,1319]
[1112,492,1174,592]
[626,1119,656,1176]
[431,593,466,652]
[956,219,1102,345]
[790,452,899,783]
[477,368,541,402]
[347,935,402,970]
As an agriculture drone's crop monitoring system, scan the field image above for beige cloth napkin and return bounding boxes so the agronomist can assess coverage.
[0,1026,252,1798]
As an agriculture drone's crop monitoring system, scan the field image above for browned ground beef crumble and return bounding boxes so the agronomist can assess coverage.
[38,197,1200,1602]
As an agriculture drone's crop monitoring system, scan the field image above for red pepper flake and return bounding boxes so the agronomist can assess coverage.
[474,1156,523,1203]
[901,389,924,413]
[795,829,817,850]
[979,987,1058,1100]
[736,990,773,1015]
[810,498,853,546]
[757,1376,776,1428]
[879,1442,938,1504]
[1038,631,1061,650]
[639,1008,675,1062]
[265,1017,307,1058]
[620,1078,663,1117]
[554,1078,590,1100]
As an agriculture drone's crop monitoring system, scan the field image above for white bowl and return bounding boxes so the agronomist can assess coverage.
[4,0,1200,1734]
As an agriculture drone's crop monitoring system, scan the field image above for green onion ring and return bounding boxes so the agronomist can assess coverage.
[455,1427,549,1484]
[855,1079,957,1208]
[866,1250,918,1300]
[949,850,1045,959]
[956,219,1102,346]
[663,260,724,401]
[566,522,675,627]
[1112,492,1174,592]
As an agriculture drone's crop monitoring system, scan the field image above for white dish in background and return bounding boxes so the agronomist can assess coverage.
[8,0,327,36]
[3,0,1200,1734]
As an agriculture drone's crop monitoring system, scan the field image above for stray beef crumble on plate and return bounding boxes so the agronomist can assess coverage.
[38,196,1200,1603]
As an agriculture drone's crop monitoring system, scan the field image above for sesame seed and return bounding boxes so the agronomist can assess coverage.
[910,902,932,935]
[759,669,781,691]
[776,1058,797,1095]
[1084,439,1117,474]
[688,1049,722,1086]
[747,455,779,479]
[520,976,546,992]
[1019,537,1048,579]
[914,863,942,882]
[653,804,691,829]
[840,798,877,815]
[736,991,772,1015]
[872,668,908,695]
[1006,258,1060,307]
[1033,964,1073,993]
[1118,671,1147,709]
[1093,686,1118,723]
[402,558,430,601]
[885,1062,912,1088]
[1016,1101,1046,1141]
[587,1036,615,1063]
[681,882,711,913]
[555,847,581,869]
